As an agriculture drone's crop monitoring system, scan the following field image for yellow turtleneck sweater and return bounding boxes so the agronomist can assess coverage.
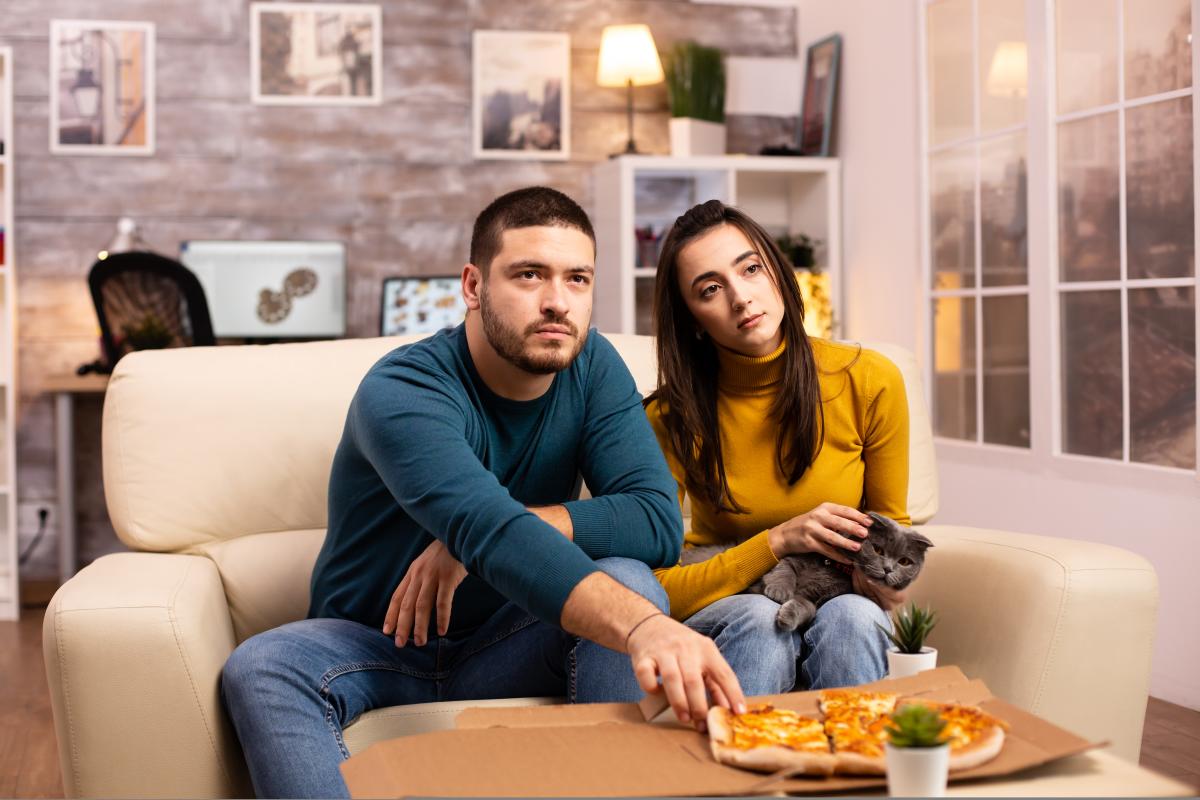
[646,337,911,622]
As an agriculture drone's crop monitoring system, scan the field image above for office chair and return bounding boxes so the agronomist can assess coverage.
[86,251,216,373]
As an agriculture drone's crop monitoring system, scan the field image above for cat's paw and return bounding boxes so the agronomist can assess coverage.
[763,584,793,605]
[776,599,815,631]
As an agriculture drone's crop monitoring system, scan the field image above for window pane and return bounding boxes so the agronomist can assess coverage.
[1057,0,1118,114]
[981,133,1028,286]
[931,146,976,289]
[928,0,974,146]
[979,0,1027,132]
[1124,0,1192,100]
[1127,97,1195,279]
[1129,287,1196,468]
[934,296,977,440]
[1061,291,1123,458]
[983,294,1031,446]
[1058,113,1120,281]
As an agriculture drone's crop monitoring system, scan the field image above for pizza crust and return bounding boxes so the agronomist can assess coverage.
[707,707,836,777]
[833,749,887,775]
[948,724,1005,772]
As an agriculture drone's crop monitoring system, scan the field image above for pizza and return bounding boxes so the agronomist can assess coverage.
[707,704,836,776]
[706,690,1007,778]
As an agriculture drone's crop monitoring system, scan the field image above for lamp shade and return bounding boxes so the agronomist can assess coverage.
[986,41,1028,98]
[597,24,665,87]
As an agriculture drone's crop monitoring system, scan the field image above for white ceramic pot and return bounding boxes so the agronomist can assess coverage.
[669,117,727,157]
[885,742,950,797]
[886,646,938,678]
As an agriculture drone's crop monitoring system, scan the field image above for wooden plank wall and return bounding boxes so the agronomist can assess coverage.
[0,0,797,579]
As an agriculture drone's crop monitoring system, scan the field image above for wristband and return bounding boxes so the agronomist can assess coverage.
[624,611,664,650]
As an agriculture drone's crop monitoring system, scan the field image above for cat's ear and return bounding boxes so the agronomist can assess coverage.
[908,531,935,551]
[866,511,896,530]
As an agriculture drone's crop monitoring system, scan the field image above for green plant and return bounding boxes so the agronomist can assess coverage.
[774,232,823,269]
[122,313,174,351]
[664,41,726,123]
[886,703,948,748]
[878,601,938,654]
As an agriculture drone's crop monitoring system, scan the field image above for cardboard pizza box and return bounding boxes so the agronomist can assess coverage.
[340,666,1102,797]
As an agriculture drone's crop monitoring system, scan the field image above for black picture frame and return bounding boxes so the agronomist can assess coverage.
[380,275,467,337]
[797,34,842,157]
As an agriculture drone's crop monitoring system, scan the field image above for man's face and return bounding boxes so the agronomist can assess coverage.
[477,226,595,375]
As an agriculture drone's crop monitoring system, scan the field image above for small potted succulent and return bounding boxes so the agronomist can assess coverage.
[664,41,726,156]
[879,601,938,678]
[885,703,951,797]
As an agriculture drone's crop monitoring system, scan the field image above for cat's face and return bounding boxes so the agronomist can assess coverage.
[853,512,933,589]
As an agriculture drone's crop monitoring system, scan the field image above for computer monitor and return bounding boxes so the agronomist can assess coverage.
[180,240,346,338]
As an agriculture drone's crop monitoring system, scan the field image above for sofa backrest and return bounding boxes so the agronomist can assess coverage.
[102,333,936,639]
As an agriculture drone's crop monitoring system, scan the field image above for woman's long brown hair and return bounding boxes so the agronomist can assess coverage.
[644,200,824,515]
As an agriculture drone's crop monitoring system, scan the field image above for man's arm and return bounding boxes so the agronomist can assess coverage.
[352,366,598,626]
[561,334,682,567]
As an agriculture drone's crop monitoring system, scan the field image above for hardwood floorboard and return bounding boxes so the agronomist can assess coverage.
[1,609,1198,796]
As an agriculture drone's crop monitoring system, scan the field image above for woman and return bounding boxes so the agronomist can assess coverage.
[646,199,912,696]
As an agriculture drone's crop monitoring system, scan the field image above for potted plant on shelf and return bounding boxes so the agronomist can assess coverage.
[885,703,951,797]
[664,41,726,157]
[879,601,938,678]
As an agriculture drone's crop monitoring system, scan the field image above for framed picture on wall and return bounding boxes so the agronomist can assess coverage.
[473,30,570,160]
[49,20,156,155]
[380,276,467,337]
[797,33,841,157]
[251,2,382,105]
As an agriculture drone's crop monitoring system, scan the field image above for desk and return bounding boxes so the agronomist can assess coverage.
[44,373,109,584]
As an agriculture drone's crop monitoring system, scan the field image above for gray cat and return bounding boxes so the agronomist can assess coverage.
[678,512,933,631]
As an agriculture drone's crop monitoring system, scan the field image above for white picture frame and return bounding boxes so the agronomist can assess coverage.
[472,30,570,161]
[49,19,156,156]
[251,2,383,106]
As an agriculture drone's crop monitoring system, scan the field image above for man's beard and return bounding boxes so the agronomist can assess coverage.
[479,287,587,375]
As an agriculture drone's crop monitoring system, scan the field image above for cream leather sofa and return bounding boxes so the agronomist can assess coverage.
[43,334,1158,799]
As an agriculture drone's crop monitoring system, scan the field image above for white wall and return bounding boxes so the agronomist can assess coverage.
[799,0,1200,711]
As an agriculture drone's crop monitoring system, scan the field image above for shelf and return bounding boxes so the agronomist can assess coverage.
[633,267,657,278]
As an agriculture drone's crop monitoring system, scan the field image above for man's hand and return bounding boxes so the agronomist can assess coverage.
[851,569,908,611]
[383,539,467,647]
[626,613,747,731]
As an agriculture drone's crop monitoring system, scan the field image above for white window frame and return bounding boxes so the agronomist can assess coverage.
[918,0,1200,492]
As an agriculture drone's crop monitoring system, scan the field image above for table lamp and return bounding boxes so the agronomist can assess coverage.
[597,24,665,156]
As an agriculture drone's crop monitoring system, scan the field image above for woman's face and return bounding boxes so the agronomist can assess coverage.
[675,223,786,357]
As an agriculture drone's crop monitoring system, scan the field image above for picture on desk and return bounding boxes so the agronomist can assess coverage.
[50,19,156,155]
[381,276,466,337]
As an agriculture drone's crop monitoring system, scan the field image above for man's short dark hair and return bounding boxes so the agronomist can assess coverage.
[470,186,596,275]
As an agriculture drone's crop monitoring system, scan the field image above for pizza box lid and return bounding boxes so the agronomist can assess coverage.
[341,665,1102,797]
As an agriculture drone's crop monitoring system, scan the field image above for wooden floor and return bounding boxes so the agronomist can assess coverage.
[2,608,1198,797]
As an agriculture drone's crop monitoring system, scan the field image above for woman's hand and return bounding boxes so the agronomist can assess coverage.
[382,539,467,647]
[766,502,873,563]
[852,569,908,611]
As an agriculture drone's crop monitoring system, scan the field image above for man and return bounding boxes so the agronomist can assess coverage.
[221,187,746,799]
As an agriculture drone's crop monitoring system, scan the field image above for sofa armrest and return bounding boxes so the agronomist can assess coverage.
[911,525,1157,762]
[43,552,252,799]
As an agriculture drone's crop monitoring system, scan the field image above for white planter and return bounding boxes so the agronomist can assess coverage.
[669,117,727,157]
[885,742,950,797]
[886,646,938,678]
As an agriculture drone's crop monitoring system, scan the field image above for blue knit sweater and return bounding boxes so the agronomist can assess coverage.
[308,325,682,634]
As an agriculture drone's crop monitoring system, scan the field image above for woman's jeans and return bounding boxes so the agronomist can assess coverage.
[220,557,667,799]
[684,592,891,697]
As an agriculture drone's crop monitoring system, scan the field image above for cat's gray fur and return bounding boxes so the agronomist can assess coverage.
[678,512,933,631]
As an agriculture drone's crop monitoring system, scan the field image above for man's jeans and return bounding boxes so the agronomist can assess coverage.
[684,592,891,696]
[220,557,667,799]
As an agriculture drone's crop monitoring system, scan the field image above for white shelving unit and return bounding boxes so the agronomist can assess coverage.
[591,155,842,337]
[0,46,17,620]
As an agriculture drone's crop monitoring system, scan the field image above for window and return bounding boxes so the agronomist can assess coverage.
[922,0,1198,473]
[926,0,1032,448]
[1053,0,1195,469]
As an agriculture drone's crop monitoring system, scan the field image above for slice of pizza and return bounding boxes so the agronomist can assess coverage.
[899,700,1009,772]
[707,704,836,776]
[818,688,899,718]
[817,689,901,774]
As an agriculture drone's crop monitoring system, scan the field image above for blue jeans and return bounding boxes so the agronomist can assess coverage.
[684,593,891,697]
[220,557,667,799]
